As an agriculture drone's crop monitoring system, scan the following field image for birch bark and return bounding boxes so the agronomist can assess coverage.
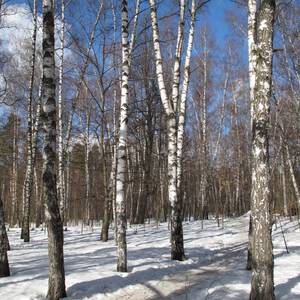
[115,0,130,272]
[21,0,38,242]
[84,109,91,225]
[249,1,275,299]
[58,0,65,224]
[42,0,66,298]
[200,31,208,223]
[149,0,199,260]
[114,0,140,271]
[246,0,257,271]
[11,109,18,226]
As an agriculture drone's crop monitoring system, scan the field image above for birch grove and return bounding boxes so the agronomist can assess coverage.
[0,0,300,298]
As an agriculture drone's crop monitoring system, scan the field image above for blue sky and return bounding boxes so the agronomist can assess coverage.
[8,0,241,42]
[205,0,235,41]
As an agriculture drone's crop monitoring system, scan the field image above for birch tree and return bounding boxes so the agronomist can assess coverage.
[200,28,208,223]
[115,0,130,272]
[58,0,66,224]
[149,0,200,260]
[21,0,38,242]
[11,110,18,226]
[41,0,66,298]
[115,0,140,272]
[249,0,275,299]
[246,0,257,271]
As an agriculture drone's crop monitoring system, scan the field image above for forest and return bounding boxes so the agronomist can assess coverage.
[0,0,299,299]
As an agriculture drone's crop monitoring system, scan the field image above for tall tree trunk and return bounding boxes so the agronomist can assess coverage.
[100,112,111,241]
[84,109,91,225]
[249,1,275,299]
[42,1,66,298]
[149,0,200,260]
[0,195,10,277]
[149,0,185,261]
[285,142,300,217]
[100,145,114,241]
[232,84,242,215]
[200,32,208,222]
[280,142,288,217]
[11,109,18,226]
[114,0,140,271]
[115,0,130,272]
[177,0,196,199]
[246,0,257,271]
[21,0,38,242]
[58,0,65,224]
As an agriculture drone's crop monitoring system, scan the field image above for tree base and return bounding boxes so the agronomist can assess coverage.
[0,252,10,277]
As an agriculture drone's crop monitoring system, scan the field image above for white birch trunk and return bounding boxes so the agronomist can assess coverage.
[11,110,18,226]
[176,0,196,190]
[115,0,130,272]
[21,0,38,242]
[84,109,91,225]
[149,0,191,260]
[200,30,208,224]
[232,84,242,215]
[172,0,185,113]
[42,1,66,298]
[58,0,65,224]
[249,1,275,299]
[246,0,257,271]
[248,0,257,118]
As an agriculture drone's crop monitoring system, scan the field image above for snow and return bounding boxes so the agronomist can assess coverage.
[1,214,300,300]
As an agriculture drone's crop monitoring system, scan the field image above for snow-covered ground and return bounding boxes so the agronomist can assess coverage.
[1,214,300,300]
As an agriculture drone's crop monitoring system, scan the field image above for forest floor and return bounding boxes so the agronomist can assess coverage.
[2,213,300,300]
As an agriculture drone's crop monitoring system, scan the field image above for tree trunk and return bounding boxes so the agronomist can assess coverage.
[200,35,208,222]
[249,1,275,299]
[115,0,130,272]
[58,0,65,224]
[21,0,38,242]
[100,114,112,241]
[168,115,185,260]
[42,1,66,298]
[0,195,10,277]
[285,142,300,217]
[11,110,18,226]
[84,109,91,225]
[246,0,257,271]
[280,147,288,217]
[149,0,201,259]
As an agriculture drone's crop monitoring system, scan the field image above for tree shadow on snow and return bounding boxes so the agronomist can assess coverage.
[67,243,251,299]
[276,273,300,299]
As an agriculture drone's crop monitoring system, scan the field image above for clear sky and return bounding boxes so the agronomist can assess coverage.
[8,0,240,43]
[204,0,236,41]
